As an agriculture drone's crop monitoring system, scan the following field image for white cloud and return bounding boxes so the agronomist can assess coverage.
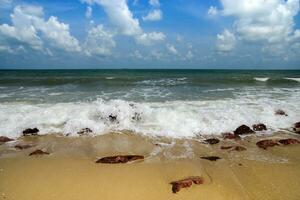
[84,25,115,56]
[85,6,92,18]
[207,6,218,17]
[81,0,165,45]
[149,0,160,7]
[166,44,178,55]
[186,50,194,59]
[0,5,81,53]
[220,0,300,43]
[216,29,236,52]
[143,9,162,21]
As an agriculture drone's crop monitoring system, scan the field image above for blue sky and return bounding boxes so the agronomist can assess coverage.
[0,0,300,69]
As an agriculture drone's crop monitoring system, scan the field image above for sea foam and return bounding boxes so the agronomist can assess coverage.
[254,77,269,82]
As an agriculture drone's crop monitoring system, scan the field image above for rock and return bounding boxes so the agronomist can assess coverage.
[275,109,288,116]
[0,136,14,143]
[15,144,34,150]
[221,146,233,150]
[252,123,267,131]
[77,128,92,135]
[222,132,240,140]
[200,156,221,161]
[23,128,39,136]
[109,114,117,122]
[293,122,300,133]
[220,146,247,151]
[170,176,204,193]
[29,149,49,156]
[132,112,142,121]
[95,155,144,164]
[278,139,300,145]
[204,138,220,145]
[256,140,279,149]
[234,125,255,135]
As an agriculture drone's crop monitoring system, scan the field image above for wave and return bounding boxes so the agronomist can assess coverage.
[285,78,300,82]
[254,77,269,82]
[0,95,299,138]
[105,77,115,80]
[136,78,188,86]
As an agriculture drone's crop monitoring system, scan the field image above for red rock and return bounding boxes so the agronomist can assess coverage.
[234,125,255,135]
[256,140,279,149]
[170,176,204,193]
[29,149,49,156]
[95,155,144,164]
[204,138,220,145]
[23,128,39,136]
[278,139,300,145]
[200,156,221,161]
[275,109,288,116]
[222,132,240,140]
[252,123,267,131]
[0,136,14,143]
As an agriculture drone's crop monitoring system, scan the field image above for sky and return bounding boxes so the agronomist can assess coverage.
[0,0,300,69]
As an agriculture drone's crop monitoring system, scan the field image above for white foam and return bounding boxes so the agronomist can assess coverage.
[0,88,299,139]
[105,77,115,80]
[285,78,300,82]
[254,77,269,82]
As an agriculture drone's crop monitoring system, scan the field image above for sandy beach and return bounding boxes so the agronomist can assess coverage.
[1,132,300,200]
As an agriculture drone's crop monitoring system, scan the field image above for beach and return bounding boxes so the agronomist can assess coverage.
[0,69,300,199]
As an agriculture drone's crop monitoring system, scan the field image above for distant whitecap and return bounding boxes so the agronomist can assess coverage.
[254,77,269,82]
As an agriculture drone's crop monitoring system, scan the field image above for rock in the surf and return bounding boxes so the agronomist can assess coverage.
[108,114,118,122]
[256,140,279,149]
[170,176,204,193]
[293,122,300,133]
[275,109,288,116]
[0,136,14,144]
[204,138,220,145]
[234,125,255,135]
[23,128,39,136]
[77,128,93,135]
[95,155,144,164]
[222,132,240,140]
[29,149,49,156]
[278,139,300,145]
[252,123,267,131]
[200,156,221,161]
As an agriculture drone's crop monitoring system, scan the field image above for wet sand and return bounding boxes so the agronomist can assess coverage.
[1,132,300,200]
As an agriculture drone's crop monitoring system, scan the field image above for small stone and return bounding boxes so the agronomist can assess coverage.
[204,138,220,145]
[77,128,92,135]
[200,156,221,161]
[256,140,279,150]
[222,132,240,140]
[234,125,255,135]
[221,146,233,150]
[278,139,300,145]
[252,123,267,131]
[23,128,39,136]
[170,176,204,193]
[275,109,288,116]
[0,136,14,143]
[29,149,49,156]
[109,114,117,122]
[95,155,144,164]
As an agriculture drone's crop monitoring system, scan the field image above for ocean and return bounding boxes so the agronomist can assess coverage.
[0,69,299,138]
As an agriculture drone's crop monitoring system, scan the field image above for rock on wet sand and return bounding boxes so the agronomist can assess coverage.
[204,138,220,145]
[95,155,144,164]
[0,136,14,143]
[234,125,255,135]
[252,123,267,131]
[170,176,204,193]
[294,122,300,133]
[256,140,279,150]
[222,132,240,140]
[278,139,300,145]
[23,128,39,136]
[77,128,93,135]
[200,156,221,161]
[29,149,50,156]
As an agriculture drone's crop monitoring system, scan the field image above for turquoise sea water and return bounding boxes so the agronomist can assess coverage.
[0,69,299,138]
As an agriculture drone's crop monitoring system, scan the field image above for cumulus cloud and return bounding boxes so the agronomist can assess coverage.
[166,44,178,55]
[216,29,236,52]
[220,0,300,43]
[143,9,162,21]
[81,0,165,45]
[207,6,218,17]
[85,6,92,18]
[0,5,81,53]
[84,25,115,56]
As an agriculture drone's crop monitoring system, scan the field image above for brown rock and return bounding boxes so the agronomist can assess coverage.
[252,123,267,131]
[77,128,92,135]
[256,140,279,149]
[204,138,220,145]
[15,144,34,150]
[293,122,300,133]
[23,128,39,136]
[221,146,233,150]
[95,155,144,164]
[222,132,240,140]
[234,125,255,135]
[0,136,14,143]
[200,156,221,161]
[170,176,204,193]
[109,114,117,122]
[29,149,49,156]
[275,109,288,116]
[278,139,300,145]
